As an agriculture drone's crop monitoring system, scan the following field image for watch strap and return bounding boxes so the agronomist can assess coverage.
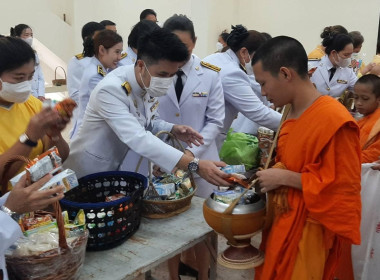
[19,133,38,147]
[0,205,21,222]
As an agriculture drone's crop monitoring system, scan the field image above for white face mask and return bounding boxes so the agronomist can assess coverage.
[0,79,31,103]
[334,53,351,68]
[22,37,33,46]
[140,62,174,97]
[216,42,224,52]
[244,53,254,75]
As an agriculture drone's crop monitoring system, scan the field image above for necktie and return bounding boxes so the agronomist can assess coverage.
[175,70,184,102]
[329,67,336,82]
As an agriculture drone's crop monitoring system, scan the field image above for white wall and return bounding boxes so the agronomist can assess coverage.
[239,0,379,63]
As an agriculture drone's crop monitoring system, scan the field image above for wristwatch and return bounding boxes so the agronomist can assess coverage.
[188,157,200,173]
[19,133,38,147]
[0,205,21,222]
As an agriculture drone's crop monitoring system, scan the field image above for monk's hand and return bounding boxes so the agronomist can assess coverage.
[171,125,204,148]
[256,168,287,193]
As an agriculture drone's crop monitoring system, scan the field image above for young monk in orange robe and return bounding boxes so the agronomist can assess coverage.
[252,36,362,280]
[354,74,380,163]
[334,74,380,280]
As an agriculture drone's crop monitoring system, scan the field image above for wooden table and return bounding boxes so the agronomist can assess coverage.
[79,196,217,280]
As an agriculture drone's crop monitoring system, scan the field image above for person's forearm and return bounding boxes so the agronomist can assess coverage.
[175,154,193,172]
[280,170,302,190]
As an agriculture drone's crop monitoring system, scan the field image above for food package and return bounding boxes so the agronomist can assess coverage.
[63,209,86,237]
[9,146,63,186]
[38,169,78,193]
[221,165,246,174]
[154,183,175,196]
[105,193,126,202]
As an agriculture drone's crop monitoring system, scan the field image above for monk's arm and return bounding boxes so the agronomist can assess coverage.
[361,134,380,163]
[256,168,302,193]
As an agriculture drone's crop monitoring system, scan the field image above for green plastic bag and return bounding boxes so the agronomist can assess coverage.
[219,129,260,170]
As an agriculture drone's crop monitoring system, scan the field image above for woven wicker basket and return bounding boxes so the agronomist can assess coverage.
[1,155,88,280]
[140,131,197,219]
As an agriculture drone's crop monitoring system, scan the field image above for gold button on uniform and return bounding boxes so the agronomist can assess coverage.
[175,113,180,117]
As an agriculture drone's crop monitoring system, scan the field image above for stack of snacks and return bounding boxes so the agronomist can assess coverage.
[10,146,79,193]
[150,169,194,200]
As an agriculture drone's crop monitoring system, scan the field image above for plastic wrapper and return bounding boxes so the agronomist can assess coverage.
[221,165,246,174]
[5,230,88,280]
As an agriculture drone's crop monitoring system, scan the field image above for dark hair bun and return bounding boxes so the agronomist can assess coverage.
[322,34,334,47]
[226,24,249,48]
[320,26,333,39]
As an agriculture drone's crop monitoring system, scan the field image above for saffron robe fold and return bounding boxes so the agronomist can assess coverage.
[255,96,361,280]
[358,107,380,163]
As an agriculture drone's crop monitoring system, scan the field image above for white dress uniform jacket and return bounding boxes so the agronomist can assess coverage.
[309,55,357,98]
[157,54,225,198]
[67,54,92,138]
[118,46,137,66]
[203,49,281,149]
[0,193,23,280]
[71,57,108,139]
[63,64,183,179]
[118,46,147,175]
[231,74,272,135]
[31,53,45,98]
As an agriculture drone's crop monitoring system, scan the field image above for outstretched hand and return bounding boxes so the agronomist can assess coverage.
[171,125,204,148]
[4,175,65,214]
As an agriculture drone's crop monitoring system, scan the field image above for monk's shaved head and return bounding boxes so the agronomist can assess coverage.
[252,36,308,79]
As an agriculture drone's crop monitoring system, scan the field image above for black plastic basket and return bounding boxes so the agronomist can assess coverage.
[60,171,147,251]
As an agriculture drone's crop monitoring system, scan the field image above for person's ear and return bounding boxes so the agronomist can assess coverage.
[279,67,291,80]
[99,45,106,56]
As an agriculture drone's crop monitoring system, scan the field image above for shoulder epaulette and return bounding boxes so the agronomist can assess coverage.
[308,58,321,61]
[200,61,221,72]
[122,81,132,95]
[121,52,127,59]
[97,65,106,77]
[75,53,84,60]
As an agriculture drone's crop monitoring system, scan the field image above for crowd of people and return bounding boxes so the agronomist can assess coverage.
[1,7,380,280]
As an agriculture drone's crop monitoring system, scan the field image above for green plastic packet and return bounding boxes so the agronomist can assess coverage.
[219,129,260,170]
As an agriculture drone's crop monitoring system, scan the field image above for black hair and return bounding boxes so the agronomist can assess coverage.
[137,28,189,65]
[0,37,36,75]
[10,24,31,37]
[81,21,105,41]
[252,36,308,79]
[128,20,160,49]
[163,14,196,42]
[100,20,116,27]
[349,31,364,49]
[356,74,380,98]
[226,25,266,54]
[261,32,272,41]
[140,9,157,21]
[323,33,353,55]
[220,31,229,43]
[92,30,123,57]
[320,25,348,40]
[377,40,380,55]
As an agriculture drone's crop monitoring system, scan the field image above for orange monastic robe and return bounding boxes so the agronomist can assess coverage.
[308,45,325,60]
[255,96,361,280]
[358,107,380,163]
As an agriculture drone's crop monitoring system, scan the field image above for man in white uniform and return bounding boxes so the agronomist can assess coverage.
[64,28,229,186]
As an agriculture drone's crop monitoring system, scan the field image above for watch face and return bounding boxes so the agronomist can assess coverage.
[188,162,198,172]
[20,134,28,143]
